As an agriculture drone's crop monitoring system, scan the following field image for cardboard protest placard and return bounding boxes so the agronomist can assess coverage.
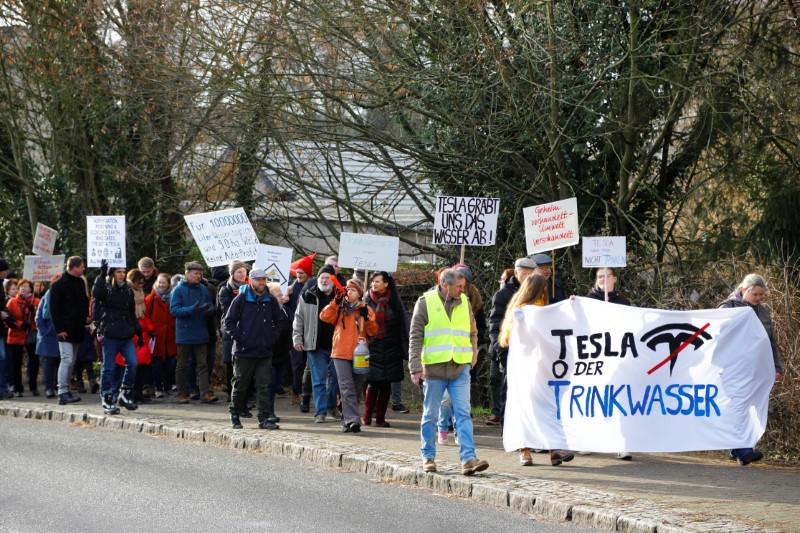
[582,236,627,268]
[87,216,126,268]
[32,222,58,256]
[23,255,65,282]
[338,232,400,273]
[523,197,579,255]
[433,196,500,246]
[253,244,293,294]
[184,208,260,267]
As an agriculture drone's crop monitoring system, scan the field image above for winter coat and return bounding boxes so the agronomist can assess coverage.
[365,293,408,383]
[145,290,177,358]
[217,279,244,340]
[292,285,335,352]
[719,290,783,373]
[488,276,520,363]
[35,289,60,358]
[0,278,6,338]
[170,280,212,345]
[6,294,39,346]
[286,279,303,320]
[320,300,378,361]
[49,272,89,343]
[585,288,631,306]
[92,276,139,340]
[272,305,293,366]
[223,284,287,359]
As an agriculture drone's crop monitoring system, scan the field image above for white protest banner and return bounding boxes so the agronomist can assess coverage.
[87,216,126,268]
[503,298,775,453]
[32,222,58,256]
[184,208,259,267]
[23,255,65,282]
[253,244,293,294]
[433,196,500,246]
[338,232,400,273]
[523,197,579,255]
[582,236,626,268]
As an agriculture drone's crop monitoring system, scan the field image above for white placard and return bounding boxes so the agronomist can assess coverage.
[32,222,58,256]
[87,216,126,268]
[184,208,260,267]
[253,244,293,294]
[23,255,65,282]
[582,236,627,267]
[523,197,579,255]
[338,232,400,273]
[503,298,775,453]
[433,196,500,246]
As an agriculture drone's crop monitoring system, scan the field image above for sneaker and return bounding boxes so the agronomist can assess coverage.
[314,415,326,423]
[175,394,191,404]
[200,393,218,404]
[550,450,575,466]
[737,450,763,466]
[350,423,361,434]
[58,392,81,405]
[392,403,410,413]
[266,414,280,424]
[102,394,120,415]
[422,459,437,473]
[118,388,138,411]
[437,431,448,444]
[519,448,534,466]
[461,458,490,476]
[616,452,633,461]
[486,414,502,426]
[258,419,279,430]
[231,414,243,429]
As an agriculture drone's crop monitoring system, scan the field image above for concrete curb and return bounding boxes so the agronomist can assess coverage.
[0,404,768,532]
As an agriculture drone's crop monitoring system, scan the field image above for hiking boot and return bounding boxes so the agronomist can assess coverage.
[102,394,120,415]
[175,393,191,404]
[118,388,138,411]
[519,448,534,466]
[737,450,763,466]
[461,458,489,476]
[422,459,437,473]
[258,419,279,430]
[200,393,218,404]
[550,450,575,466]
[392,403,410,413]
[230,414,243,429]
[58,392,81,405]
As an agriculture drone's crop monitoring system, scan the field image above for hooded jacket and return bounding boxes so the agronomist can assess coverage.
[92,275,139,340]
[223,284,287,359]
[719,289,783,373]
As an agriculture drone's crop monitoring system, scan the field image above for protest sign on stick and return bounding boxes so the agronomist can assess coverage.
[523,197,579,255]
[338,232,400,273]
[184,208,260,267]
[433,196,500,247]
[253,244,293,294]
[23,255,65,282]
[582,236,627,301]
[87,216,126,268]
[32,223,58,256]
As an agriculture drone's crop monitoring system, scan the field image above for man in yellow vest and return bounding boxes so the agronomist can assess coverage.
[408,268,489,476]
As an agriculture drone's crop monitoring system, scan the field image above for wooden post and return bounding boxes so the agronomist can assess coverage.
[459,243,466,264]
[552,250,556,295]
[363,268,369,302]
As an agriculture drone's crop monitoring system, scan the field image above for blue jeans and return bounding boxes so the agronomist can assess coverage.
[421,365,475,463]
[437,390,455,432]
[101,338,137,397]
[306,350,338,417]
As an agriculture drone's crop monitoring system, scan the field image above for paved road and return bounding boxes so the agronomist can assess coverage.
[0,417,590,533]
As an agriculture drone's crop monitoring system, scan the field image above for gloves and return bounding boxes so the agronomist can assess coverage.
[359,306,368,320]
[198,302,213,315]
[100,259,108,277]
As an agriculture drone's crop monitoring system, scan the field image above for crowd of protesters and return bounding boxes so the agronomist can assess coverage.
[0,248,783,473]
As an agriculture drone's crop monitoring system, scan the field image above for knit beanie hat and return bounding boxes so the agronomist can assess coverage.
[319,264,336,277]
[290,252,317,277]
[228,259,249,277]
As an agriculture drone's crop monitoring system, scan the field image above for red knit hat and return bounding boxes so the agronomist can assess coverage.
[290,252,316,278]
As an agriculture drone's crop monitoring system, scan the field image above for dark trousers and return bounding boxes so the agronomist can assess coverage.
[489,356,506,418]
[176,344,209,396]
[267,359,286,415]
[73,360,96,384]
[152,357,176,392]
[290,348,306,396]
[42,357,59,391]
[229,356,273,420]
[8,343,38,393]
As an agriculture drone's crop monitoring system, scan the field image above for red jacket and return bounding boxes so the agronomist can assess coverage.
[6,295,40,345]
[144,290,177,358]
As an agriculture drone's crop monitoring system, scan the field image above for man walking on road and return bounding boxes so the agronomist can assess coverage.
[49,256,89,405]
[408,268,489,476]
[224,269,287,430]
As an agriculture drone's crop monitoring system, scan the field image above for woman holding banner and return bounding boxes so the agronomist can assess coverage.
[500,274,575,467]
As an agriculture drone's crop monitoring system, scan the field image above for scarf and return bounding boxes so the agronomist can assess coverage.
[369,289,391,339]
[228,277,244,298]
[133,288,146,319]
[154,285,170,304]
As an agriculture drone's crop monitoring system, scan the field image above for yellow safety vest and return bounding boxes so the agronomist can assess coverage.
[421,289,472,365]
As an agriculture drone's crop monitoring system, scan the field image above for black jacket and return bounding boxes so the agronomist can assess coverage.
[217,279,243,340]
[366,292,409,384]
[223,285,287,359]
[488,276,520,362]
[92,276,139,340]
[50,272,89,343]
[585,288,631,306]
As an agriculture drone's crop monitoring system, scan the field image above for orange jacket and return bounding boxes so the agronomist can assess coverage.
[320,300,378,360]
[6,295,40,345]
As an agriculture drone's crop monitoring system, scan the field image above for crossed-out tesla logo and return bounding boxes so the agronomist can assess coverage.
[640,323,712,376]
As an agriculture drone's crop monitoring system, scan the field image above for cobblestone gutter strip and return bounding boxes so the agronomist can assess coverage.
[0,404,768,533]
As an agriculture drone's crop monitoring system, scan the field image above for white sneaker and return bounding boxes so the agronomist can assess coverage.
[437,431,448,444]
[616,452,633,460]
